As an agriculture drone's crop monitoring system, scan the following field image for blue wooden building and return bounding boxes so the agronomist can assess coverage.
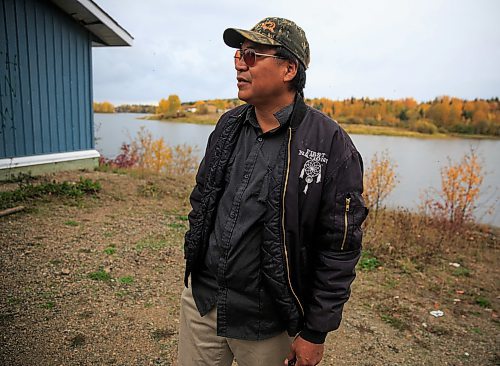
[0,0,133,179]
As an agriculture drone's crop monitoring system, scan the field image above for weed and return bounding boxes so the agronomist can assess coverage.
[359,251,381,271]
[453,267,471,277]
[145,302,154,308]
[168,222,186,229]
[119,276,134,284]
[151,328,175,341]
[427,324,451,336]
[475,296,491,308]
[135,237,169,252]
[380,313,408,331]
[69,334,86,348]
[0,313,15,325]
[40,301,55,309]
[7,296,21,305]
[383,278,398,289]
[471,327,482,334]
[88,269,111,281]
[178,215,189,221]
[138,181,163,198]
[64,220,79,227]
[103,245,116,255]
[0,177,101,210]
[3,172,36,184]
[115,290,128,298]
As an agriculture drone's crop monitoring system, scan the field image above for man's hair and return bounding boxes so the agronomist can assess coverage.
[274,46,306,96]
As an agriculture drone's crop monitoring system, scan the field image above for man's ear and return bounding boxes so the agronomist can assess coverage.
[283,61,298,82]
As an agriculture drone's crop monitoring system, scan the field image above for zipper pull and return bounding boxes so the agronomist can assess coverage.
[346,197,351,211]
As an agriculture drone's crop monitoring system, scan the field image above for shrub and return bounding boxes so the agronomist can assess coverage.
[99,127,198,176]
[409,119,438,134]
[363,150,398,216]
[420,149,484,226]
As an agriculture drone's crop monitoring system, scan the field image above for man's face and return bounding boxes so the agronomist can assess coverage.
[234,40,290,107]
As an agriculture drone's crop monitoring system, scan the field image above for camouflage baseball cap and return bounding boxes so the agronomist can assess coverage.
[223,17,310,68]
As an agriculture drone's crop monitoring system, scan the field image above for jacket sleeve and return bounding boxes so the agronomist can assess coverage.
[302,148,368,341]
[183,130,215,259]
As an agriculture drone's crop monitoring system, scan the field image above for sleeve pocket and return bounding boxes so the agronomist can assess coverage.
[332,191,368,251]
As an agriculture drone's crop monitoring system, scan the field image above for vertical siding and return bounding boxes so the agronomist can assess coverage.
[0,0,94,159]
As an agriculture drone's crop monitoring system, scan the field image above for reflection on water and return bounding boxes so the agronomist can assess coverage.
[94,113,499,226]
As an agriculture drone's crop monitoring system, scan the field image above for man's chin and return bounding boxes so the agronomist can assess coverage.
[237,91,250,104]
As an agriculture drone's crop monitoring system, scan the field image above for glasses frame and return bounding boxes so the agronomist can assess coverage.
[234,48,286,67]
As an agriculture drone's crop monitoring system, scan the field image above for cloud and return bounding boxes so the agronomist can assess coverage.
[92,0,500,104]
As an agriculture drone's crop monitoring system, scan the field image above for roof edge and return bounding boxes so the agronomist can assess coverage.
[50,0,133,46]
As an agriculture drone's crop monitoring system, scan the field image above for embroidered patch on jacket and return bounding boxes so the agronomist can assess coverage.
[298,149,328,194]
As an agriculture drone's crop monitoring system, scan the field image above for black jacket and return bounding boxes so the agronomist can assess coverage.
[184,95,368,337]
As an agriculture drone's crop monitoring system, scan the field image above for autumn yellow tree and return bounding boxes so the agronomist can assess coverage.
[167,94,181,114]
[93,101,115,113]
[363,150,398,216]
[156,94,181,116]
[156,98,170,115]
[421,149,484,225]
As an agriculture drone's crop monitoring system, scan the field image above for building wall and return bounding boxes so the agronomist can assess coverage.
[0,0,94,159]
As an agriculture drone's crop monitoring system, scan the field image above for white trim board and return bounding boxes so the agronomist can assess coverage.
[0,150,100,170]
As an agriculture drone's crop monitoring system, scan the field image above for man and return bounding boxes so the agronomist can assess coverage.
[179,17,368,366]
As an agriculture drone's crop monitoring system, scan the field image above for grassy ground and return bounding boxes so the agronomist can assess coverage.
[143,113,222,125]
[342,124,448,138]
[140,113,498,140]
[0,170,498,365]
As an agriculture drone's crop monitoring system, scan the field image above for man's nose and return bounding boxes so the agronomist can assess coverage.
[235,57,248,71]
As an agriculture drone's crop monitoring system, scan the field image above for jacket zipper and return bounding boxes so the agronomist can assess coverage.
[340,197,351,250]
[282,127,304,316]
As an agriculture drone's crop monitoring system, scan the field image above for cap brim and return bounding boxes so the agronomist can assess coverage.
[223,28,282,48]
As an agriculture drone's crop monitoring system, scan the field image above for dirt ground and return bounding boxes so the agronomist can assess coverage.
[0,170,498,365]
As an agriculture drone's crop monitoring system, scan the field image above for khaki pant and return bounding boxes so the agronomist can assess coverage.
[178,286,293,366]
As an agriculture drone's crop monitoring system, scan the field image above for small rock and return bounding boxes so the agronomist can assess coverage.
[61,268,70,275]
[449,262,460,268]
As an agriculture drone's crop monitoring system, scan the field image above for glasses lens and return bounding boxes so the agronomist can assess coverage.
[242,49,256,66]
[234,49,257,67]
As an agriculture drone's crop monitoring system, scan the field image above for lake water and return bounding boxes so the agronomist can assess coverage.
[94,113,499,226]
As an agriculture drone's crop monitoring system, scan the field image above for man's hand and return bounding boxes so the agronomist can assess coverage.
[284,336,324,366]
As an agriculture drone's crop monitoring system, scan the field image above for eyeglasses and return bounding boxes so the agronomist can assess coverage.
[234,48,285,67]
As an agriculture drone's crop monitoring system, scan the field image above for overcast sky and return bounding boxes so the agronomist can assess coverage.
[92,0,500,105]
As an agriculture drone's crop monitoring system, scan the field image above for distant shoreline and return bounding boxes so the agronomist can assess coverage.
[132,113,499,140]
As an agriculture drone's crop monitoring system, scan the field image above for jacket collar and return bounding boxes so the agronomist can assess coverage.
[289,94,308,130]
[227,93,308,130]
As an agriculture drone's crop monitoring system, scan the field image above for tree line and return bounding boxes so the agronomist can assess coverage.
[306,96,499,136]
[94,96,499,136]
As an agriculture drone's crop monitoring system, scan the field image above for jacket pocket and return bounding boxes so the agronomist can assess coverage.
[334,192,368,251]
